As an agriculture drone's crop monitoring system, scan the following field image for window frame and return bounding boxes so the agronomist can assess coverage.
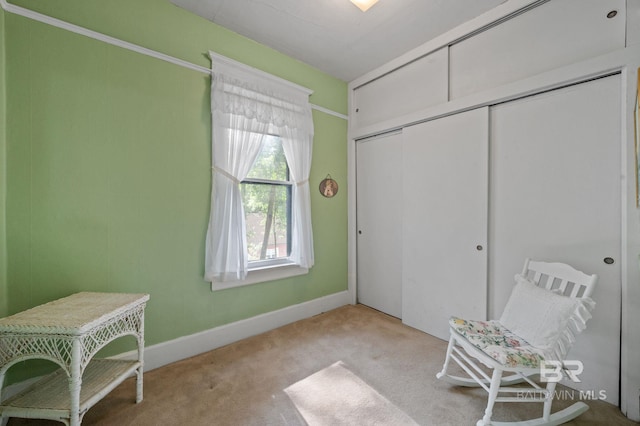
[212,137,308,292]
[206,51,314,290]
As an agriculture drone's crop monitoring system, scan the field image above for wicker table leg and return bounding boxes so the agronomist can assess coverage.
[135,313,145,404]
[135,365,143,404]
[0,369,5,403]
[0,368,6,422]
[69,340,82,426]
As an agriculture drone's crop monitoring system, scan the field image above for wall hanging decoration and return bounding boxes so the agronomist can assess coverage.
[319,174,339,198]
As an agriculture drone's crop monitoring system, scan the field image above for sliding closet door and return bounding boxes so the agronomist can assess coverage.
[490,75,621,404]
[402,108,488,340]
[356,131,403,318]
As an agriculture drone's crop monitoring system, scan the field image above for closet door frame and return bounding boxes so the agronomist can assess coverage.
[347,48,639,418]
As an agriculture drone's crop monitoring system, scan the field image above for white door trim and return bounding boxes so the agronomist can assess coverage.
[347,46,640,420]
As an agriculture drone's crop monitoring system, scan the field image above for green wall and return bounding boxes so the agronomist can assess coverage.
[0,6,7,319]
[3,0,348,374]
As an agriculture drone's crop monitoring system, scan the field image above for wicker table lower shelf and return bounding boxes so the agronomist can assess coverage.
[0,359,140,423]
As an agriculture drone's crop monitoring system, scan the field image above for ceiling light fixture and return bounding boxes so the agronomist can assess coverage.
[350,0,379,12]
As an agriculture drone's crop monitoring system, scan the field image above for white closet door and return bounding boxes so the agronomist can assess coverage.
[356,131,403,318]
[402,108,489,340]
[490,75,621,404]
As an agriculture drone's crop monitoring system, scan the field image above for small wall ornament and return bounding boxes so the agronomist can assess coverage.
[319,174,338,198]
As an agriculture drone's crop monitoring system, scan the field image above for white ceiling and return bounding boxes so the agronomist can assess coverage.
[170,0,506,82]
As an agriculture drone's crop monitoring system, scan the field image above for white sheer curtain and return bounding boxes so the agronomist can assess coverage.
[205,52,315,282]
[281,127,314,269]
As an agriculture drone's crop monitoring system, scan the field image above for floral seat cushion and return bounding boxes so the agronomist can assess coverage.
[449,317,546,368]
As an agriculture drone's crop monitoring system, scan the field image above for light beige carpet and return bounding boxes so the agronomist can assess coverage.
[285,361,419,425]
[6,304,638,425]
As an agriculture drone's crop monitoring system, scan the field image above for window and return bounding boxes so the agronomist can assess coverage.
[204,52,315,288]
[241,136,292,267]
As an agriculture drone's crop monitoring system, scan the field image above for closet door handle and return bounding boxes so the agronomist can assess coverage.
[603,257,614,264]
[476,245,483,251]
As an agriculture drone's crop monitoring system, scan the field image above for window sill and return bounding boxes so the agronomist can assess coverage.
[210,262,309,292]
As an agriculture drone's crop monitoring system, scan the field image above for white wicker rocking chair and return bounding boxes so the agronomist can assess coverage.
[436,259,597,426]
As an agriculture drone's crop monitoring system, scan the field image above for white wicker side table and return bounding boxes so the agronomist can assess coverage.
[0,292,149,426]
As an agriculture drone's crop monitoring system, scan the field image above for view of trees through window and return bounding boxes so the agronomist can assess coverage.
[241,136,292,262]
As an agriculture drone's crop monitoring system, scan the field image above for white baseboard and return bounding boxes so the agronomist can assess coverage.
[115,290,352,372]
[0,291,351,426]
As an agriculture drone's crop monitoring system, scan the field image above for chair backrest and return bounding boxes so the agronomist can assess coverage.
[521,258,597,299]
